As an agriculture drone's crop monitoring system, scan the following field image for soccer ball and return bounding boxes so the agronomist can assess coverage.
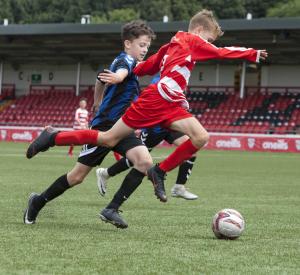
[212,208,245,240]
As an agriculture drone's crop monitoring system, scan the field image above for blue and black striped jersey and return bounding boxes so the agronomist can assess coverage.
[91,52,139,128]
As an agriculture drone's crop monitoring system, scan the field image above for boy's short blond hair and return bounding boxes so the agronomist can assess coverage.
[189,9,223,38]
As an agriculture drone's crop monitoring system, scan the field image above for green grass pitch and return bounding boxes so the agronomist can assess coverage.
[0,141,299,274]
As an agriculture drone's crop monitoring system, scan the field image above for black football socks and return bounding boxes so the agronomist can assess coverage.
[106,168,144,209]
[176,156,196,185]
[107,157,133,177]
[33,174,71,211]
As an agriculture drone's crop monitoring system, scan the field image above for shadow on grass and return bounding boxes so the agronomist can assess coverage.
[8,220,127,233]
[184,232,246,242]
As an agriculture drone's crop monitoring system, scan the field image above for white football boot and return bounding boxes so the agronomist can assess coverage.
[171,184,198,200]
[96,168,110,196]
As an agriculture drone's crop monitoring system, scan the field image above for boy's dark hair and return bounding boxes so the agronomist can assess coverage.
[79,98,87,103]
[121,20,156,42]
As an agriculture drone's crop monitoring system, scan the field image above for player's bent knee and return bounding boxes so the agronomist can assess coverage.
[192,131,209,148]
[99,132,118,148]
[202,131,210,143]
[133,158,152,174]
[67,173,85,186]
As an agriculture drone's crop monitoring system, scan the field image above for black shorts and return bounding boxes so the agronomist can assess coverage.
[77,131,144,167]
[140,127,184,150]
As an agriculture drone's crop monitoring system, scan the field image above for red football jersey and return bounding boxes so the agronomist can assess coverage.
[134,31,260,109]
[74,108,89,130]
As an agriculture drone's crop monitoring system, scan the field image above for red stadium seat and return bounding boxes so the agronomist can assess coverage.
[1,87,298,135]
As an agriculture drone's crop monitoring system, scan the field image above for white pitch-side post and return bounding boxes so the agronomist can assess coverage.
[216,63,220,86]
[240,61,246,99]
[0,61,3,96]
[76,62,81,96]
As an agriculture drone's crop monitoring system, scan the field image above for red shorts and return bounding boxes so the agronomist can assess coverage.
[122,85,192,129]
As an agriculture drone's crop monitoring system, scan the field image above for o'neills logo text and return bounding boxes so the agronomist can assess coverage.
[216,138,241,148]
[262,139,288,150]
[12,131,33,141]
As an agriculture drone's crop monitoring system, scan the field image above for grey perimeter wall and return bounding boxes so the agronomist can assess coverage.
[2,63,300,96]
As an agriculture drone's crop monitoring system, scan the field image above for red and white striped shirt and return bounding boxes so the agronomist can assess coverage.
[73,108,89,130]
[134,31,260,109]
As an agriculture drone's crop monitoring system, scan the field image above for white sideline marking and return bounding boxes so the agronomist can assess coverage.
[0,152,299,159]
[0,153,166,159]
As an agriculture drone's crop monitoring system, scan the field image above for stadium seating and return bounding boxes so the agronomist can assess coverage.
[0,84,15,100]
[0,85,93,128]
[0,85,299,134]
[186,87,300,134]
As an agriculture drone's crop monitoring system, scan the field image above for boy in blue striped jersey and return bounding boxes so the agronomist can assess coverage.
[24,21,156,229]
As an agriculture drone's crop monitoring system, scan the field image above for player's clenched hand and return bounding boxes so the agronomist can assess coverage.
[259,50,268,61]
[98,69,123,84]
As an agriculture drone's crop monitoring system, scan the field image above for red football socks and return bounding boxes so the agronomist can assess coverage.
[159,139,199,172]
[55,130,99,146]
[68,145,74,156]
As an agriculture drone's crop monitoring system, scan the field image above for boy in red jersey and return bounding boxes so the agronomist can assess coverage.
[27,9,268,203]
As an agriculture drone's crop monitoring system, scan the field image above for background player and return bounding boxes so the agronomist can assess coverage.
[96,74,198,200]
[68,98,89,156]
[97,126,198,200]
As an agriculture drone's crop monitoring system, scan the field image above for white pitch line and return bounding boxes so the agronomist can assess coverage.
[0,151,299,159]
[0,153,167,159]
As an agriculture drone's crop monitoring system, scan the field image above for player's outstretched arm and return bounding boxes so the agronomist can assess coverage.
[98,68,129,85]
[133,43,170,76]
[193,38,268,63]
[259,50,268,61]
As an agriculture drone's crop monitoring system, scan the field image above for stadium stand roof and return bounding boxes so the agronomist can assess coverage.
[0,18,299,65]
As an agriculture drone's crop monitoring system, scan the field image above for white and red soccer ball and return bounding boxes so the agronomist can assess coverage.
[212,209,245,240]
